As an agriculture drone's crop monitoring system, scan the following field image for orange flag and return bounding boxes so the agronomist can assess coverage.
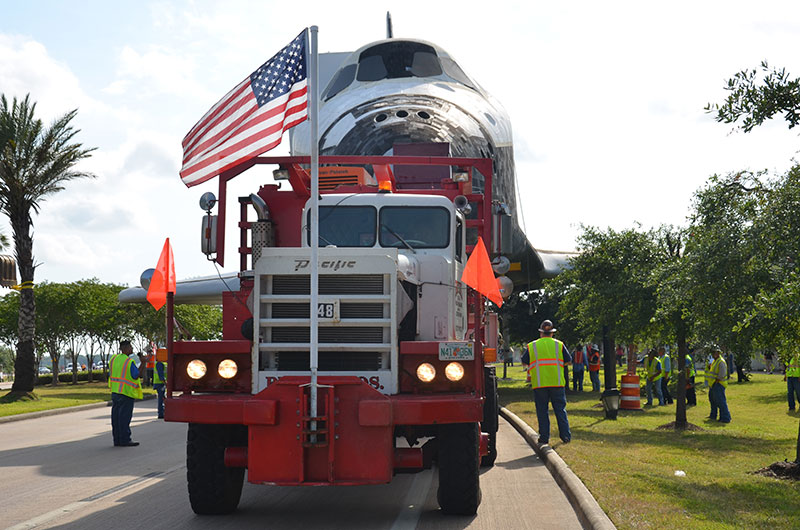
[146,238,176,311]
[461,236,503,307]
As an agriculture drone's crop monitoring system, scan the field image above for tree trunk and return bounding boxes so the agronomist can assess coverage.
[796,417,800,464]
[10,207,36,395]
[674,319,688,430]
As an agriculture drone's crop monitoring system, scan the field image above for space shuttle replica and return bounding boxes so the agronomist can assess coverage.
[121,21,571,305]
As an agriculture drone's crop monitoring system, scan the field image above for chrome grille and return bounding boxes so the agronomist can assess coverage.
[271,327,384,344]
[271,275,384,295]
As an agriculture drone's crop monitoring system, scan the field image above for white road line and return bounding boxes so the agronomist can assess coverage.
[389,466,435,530]
[4,464,184,530]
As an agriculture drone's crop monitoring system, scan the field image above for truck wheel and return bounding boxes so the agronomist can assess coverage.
[186,423,247,515]
[437,422,481,515]
[481,366,499,467]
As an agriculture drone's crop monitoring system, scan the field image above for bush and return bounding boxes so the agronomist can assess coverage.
[36,370,106,386]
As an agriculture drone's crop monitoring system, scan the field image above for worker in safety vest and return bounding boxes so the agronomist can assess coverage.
[109,339,143,446]
[153,356,168,419]
[785,351,800,411]
[588,345,601,392]
[685,351,697,406]
[572,345,588,392]
[658,347,673,405]
[644,349,664,406]
[708,346,731,423]
[527,320,572,445]
[144,353,155,388]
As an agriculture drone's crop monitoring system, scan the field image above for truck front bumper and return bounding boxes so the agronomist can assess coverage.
[165,376,483,485]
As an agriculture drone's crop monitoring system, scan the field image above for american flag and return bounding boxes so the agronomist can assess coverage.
[180,30,309,187]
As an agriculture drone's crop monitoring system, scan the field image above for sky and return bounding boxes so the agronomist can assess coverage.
[2,0,800,289]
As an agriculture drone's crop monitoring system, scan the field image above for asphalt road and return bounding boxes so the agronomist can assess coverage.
[1,400,582,530]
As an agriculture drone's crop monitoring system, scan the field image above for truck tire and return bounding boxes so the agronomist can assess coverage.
[186,423,247,515]
[481,366,499,467]
[437,422,481,515]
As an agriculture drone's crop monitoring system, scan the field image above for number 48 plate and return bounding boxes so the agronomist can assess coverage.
[317,301,338,320]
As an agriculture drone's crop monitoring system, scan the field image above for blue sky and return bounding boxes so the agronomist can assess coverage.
[2,0,800,287]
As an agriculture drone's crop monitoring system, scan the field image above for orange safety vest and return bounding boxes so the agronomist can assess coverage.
[588,351,601,372]
[573,349,584,365]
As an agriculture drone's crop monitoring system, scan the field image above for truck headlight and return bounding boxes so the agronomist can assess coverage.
[218,359,238,379]
[416,363,436,383]
[187,360,207,379]
[445,362,465,382]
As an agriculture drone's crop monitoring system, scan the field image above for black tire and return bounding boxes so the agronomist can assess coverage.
[187,423,247,515]
[437,422,481,515]
[481,366,499,467]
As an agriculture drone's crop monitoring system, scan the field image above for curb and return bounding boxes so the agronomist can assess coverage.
[501,406,616,530]
[0,394,157,424]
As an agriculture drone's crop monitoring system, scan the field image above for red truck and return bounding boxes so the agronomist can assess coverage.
[151,153,507,515]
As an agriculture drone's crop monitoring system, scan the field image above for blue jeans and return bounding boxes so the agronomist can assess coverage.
[572,368,585,391]
[154,383,166,417]
[646,378,664,405]
[111,393,135,445]
[533,387,571,443]
[661,377,673,404]
[787,377,800,410]
[709,382,731,422]
[589,370,600,392]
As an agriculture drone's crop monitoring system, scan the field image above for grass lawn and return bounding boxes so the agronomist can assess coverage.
[0,381,155,417]
[497,363,800,530]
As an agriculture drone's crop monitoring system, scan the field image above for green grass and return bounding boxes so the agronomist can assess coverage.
[497,364,800,530]
[0,381,155,417]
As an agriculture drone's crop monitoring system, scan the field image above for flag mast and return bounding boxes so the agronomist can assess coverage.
[308,25,320,436]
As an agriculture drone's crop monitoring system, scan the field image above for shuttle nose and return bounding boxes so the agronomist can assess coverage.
[320,95,495,160]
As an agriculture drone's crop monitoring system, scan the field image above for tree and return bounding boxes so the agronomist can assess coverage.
[686,171,771,380]
[546,225,659,349]
[706,61,800,132]
[710,66,800,466]
[34,282,75,385]
[0,94,94,398]
[649,226,693,428]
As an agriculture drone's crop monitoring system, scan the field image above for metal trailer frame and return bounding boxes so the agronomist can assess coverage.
[164,154,495,485]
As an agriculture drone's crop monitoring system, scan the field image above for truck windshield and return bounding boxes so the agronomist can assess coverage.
[306,206,377,247]
[379,206,450,249]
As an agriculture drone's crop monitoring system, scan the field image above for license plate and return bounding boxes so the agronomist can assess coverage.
[439,342,474,361]
[317,302,337,320]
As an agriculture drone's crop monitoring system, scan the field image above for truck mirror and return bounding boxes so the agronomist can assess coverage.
[201,215,218,255]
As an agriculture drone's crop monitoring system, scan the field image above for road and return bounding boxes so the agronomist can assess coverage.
[0,400,582,530]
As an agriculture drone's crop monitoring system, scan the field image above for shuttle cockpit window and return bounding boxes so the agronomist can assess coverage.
[356,42,443,82]
[306,206,377,247]
[323,64,357,101]
[440,57,476,90]
[379,206,450,249]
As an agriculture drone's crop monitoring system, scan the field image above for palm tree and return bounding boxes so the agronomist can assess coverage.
[0,94,94,398]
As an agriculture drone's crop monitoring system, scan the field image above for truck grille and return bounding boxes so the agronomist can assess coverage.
[275,352,382,371]
[271,302,384,319]
[256,260,395,382]
[271,275,385,295]
[271,327,384,343]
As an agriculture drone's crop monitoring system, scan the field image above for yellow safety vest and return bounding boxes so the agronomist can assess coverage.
[527,337,565,389]
[153,361,168,385]
[685,355,696,377]
[646,357,662,381]
[660,355,671,377]
[787,354,800,378]
[109,353,143,399]
[710,357,728,388]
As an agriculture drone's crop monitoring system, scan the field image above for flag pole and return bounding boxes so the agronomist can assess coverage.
[308,25,320,436]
